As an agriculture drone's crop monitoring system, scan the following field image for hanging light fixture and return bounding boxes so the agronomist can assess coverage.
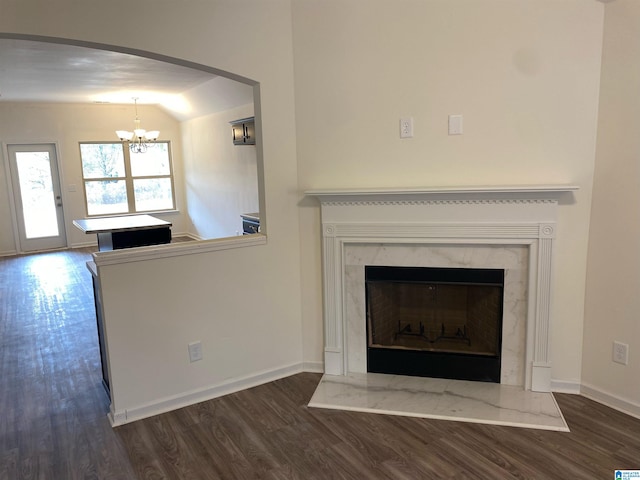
[115,97,160,154]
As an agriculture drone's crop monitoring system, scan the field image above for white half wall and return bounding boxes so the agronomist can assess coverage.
[0,0,303,422]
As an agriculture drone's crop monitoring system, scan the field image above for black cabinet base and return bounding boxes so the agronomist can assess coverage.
[97,227,171,251]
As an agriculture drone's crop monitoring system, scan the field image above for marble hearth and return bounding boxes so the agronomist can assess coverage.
[306,185,578,393]
[308,372,569,431]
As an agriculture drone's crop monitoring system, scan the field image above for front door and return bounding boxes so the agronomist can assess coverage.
[7,144,67,252]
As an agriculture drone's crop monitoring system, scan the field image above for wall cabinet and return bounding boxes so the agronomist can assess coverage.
[230,117,255,145]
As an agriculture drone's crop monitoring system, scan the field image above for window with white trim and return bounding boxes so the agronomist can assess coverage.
[79,142,175,216]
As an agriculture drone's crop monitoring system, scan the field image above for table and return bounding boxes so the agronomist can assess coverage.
[73,214,172,251]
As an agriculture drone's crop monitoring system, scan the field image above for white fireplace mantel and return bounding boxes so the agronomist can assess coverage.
[306,185,578,393]
[305,184,578,197]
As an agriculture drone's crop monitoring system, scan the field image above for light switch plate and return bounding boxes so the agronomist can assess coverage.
[448,114,463,135]
[188,341,203,362]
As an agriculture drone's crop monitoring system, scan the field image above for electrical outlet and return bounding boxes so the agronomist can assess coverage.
[612,341,629,365]
[400,117,414,138]
[188,341,203,363]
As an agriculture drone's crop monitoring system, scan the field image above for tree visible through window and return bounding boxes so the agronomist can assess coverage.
[80,142,175,216]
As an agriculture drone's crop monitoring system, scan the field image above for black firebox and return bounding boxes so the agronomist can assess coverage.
[366,265,504,383]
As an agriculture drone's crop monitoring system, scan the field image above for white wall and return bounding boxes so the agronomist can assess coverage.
[293,0,605,386]
[583,0,640,412]
[0,103,185,254]
[181,103,258,239]
[0,0,302,421]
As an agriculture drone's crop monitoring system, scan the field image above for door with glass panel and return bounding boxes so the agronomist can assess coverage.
[7,144,67,252]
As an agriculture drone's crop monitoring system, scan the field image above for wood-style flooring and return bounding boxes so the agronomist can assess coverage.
[1,247,639,479]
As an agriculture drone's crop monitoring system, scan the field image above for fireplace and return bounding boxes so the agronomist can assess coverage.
[366,265,504,382]
[306,185,578,392]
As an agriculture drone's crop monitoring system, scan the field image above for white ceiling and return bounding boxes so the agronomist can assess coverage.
[0,38,254,120]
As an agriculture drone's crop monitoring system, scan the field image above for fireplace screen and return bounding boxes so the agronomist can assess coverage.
[366,266,504,382]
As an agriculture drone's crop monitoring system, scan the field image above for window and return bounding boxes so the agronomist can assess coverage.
[80,142,175,216]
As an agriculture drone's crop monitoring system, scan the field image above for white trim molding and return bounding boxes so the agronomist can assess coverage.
[581,383,640,420]
[93,233,266,267]
[306,185,578,393]
[551,379,582,395]
[108,361,303,426]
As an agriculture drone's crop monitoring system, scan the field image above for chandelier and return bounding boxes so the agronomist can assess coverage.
[115,97,160,154]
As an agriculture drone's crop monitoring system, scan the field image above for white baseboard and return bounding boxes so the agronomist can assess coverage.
[0,241,98,256]
[580,383,640,420]
[106,364,640,427]
[175,232,204,241]
[71,241,98,249]
[551,379,581,394]
[108,362,305,427]
[303,361,324,373]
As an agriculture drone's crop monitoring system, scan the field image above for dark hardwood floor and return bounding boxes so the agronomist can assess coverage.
[1,247,639,479]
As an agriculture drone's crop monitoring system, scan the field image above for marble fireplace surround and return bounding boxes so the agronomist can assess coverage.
[306,185,578,393]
